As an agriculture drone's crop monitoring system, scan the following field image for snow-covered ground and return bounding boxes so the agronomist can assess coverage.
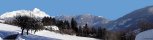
[0,23,98,40]
[0,37,2,40]
[135,29,153,40]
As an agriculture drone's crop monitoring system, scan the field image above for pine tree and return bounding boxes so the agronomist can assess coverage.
[71,18,78,33]
[101,28,106,39]
[77,26,82,36]
[97,27,102,38]
[83,24,90,37]
[51,18,56,25]
[42,17,56,26]
[91,27,96,37]
[95,27,107,39]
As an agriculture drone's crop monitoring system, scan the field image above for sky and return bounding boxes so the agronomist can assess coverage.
[0,0,153,20]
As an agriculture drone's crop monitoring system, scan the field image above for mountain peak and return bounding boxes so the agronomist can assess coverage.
[33,8,41,12]
[81,14,92,16]
[0,8,49,19]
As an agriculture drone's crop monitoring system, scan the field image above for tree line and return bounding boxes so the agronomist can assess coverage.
[4,15,153,40]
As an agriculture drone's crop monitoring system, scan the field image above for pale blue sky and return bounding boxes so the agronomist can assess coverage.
[0,0,153,20]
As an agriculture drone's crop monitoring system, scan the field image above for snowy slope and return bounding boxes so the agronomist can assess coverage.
[0,23,21,31]
[0,37,2,40]
[0,23,98,40]
[135,29,153,40]
[35,30,98,40]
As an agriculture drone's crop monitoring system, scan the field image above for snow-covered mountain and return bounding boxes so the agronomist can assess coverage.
[0,8,110,29]
[0,23,98,40]
[75,14,110,28]
[0,8,49,19]
[55,14,110,28]
[0,8,50,23]
[107,6,153,31]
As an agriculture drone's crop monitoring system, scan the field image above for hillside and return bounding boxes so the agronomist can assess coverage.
[0,23,98,40]
[107,6,153,31]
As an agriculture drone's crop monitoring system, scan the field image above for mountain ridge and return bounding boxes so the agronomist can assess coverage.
[107,6,153,31]
[1,6,153,31]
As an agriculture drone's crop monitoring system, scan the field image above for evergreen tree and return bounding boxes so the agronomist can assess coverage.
[101,28,106,39]
[97,27,102,38]
[42,17,53,26]
[120,32,126,40]
[91,27,96,37]
[83,24,90,37]
[96,27,107,39]
[71,18,78,33]
[77,26,82,36]
[51,18,56,25]
[64,20,70,29]
[56,20,65,30]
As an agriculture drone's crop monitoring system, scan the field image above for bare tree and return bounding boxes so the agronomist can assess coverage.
[14,15,44,35]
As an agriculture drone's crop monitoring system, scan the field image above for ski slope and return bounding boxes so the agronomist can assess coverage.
[0,23,98,40]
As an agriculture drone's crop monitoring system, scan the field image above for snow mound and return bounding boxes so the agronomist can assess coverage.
[0,37,2,40]
[135,29,153,40]
[45,26,59,31]
[0,8,49,19]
